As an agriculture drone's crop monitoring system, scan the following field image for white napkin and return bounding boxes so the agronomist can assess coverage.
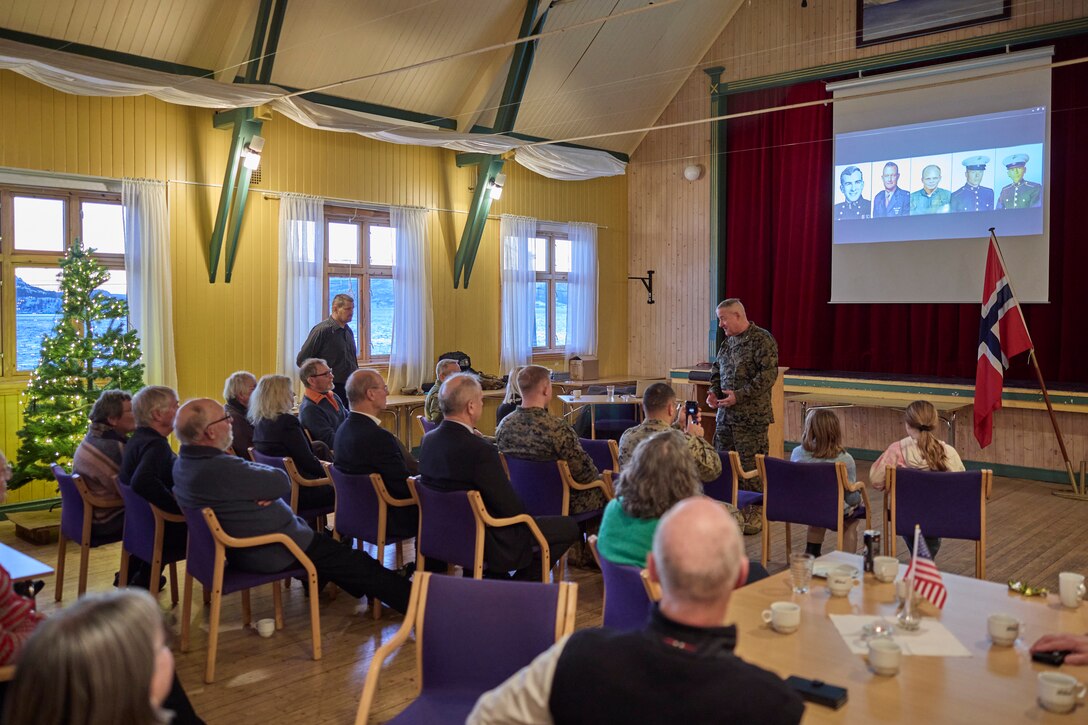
[829,614,972,657]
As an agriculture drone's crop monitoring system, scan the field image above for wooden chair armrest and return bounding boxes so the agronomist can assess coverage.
[601,471,616,499]
[152,506,186,524]
[208,523,317,580]
[567,477,613,499]
[296,477,332,488]
[475,510,552,581]
[84,492,124,509]
[640,569,662,602]
[736,467,759,480]
[857,484,873,516]
[355,574,427,725]
[367,474,417,508]
[845,479,866,493]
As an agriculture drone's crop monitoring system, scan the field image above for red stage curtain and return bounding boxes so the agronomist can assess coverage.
[723,37,1088,385]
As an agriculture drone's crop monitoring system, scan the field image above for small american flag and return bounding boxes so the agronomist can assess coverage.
[904,534,947,609]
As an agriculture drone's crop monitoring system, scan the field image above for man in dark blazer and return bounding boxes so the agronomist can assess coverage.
[334,369,419,539]
[418,373,579,580]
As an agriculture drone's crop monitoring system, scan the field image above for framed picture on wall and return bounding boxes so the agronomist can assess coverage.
[856,0,1011,47]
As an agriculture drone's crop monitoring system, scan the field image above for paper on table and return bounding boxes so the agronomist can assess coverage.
[829,614,972,657]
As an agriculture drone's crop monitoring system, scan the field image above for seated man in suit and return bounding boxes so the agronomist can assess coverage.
[495,365,606,515]
[469,497,804,724]
[419,373,579,580]
[333,370,433,553]
[119,385,186,588]
[172,398,411,613]
[298,357,346,455]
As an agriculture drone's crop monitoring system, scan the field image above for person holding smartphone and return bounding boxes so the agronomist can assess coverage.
[617,383,721,482]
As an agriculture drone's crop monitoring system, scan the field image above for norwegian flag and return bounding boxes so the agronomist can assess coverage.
[905,532,947,609]
[974,235,1032,448]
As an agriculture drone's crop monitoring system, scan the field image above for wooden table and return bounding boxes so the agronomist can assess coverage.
[0,542,54,583]
[787,392,970,448]
[384,390,507,447]
[557,394,641,439]
[727,552,1088,722]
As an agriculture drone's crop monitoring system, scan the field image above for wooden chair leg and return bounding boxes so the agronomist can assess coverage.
[761,520,770,568]
[272,580,284,629]
[169,563,179,607]
[306,572,322,661]
[785,524,792,556]
[203,585,211,606]
[205,585,223,683]
[181,574,194,652]
[151,551,164,597]
[78,541,91,597]
[241,588,252,627]
[119,549,131,591]
[54,535,67,602]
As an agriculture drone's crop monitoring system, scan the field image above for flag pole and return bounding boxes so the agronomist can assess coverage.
[988,229,1083,497]
[897,525,922,630]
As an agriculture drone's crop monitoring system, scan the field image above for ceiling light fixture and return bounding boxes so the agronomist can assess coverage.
[241,135,265,171]
[488,172,507,199]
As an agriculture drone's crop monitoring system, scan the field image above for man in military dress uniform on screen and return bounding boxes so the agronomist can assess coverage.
[996,153,1043,209]
[833,166,871,220]
[950,156,995,212]
[708,299,778,534]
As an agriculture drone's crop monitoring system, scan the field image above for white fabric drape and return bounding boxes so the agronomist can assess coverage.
[122,178,177,388]
[566,222,599,357]
[276,194,325,379]
[0,38,626,181]
[499,214,538,374]
[387,207,433,394]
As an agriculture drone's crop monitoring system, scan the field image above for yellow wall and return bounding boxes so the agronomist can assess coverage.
[0,70,628,503]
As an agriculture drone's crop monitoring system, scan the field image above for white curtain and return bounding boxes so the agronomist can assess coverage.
[122,178,177,388]
[277,194,325,379]
[566,221,599,356]
[388,206,432,394]
[499,214,538,374]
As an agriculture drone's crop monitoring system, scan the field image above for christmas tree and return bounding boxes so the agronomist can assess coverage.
[10,238,144,489]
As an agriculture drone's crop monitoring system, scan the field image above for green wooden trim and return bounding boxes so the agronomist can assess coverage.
[0,27,213,78]
[257,0,290,85]
[705,66,726,360]
[0,497,61,519]
[455,153,493,168]
[244,0,274,84]
[223,118,264,283]
[723,17,1088,95]
[455,158,504,288]
[289,89,458,130]
[467,126,630,162]
[494,0,544,133]
[785,441,1078,486]
[209,111,257,282]
[784,375,1088,407]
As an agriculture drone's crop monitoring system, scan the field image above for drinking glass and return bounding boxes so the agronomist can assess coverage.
[606,385,616,399]
[790,553,815,594]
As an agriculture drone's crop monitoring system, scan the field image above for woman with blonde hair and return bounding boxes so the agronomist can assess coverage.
[249,374,335,512]
[3,589,199,724]
[790,409,863,556]
[870,400,964,557]
[495,366,524,426]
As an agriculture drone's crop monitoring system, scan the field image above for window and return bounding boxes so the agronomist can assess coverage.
[1,189,126,374]
[530,232,570,353]
[325,207,394,361]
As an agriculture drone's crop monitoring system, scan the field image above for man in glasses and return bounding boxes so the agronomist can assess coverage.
[173,398,411,613]
[298,357,346,453]
[297,294,358,403]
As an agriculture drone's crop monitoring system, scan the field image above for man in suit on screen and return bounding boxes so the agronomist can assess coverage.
[872,162,910,217]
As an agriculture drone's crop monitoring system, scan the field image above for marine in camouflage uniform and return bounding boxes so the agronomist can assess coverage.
[709,322,779,493]
[495,407,607,514]
[618,418,722,482]
[423,384,442,423]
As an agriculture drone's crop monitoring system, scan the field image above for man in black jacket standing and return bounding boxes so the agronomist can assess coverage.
[418,373,578,580]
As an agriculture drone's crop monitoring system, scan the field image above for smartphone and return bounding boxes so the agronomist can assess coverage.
[1032,650,1071,666]
[785,676,848,709]
[684,400,699,425]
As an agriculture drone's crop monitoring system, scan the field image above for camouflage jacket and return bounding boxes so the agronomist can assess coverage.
[495,406,600,486]
[709,322,778,425]
[617,418,722,482]
[423,385,442,423]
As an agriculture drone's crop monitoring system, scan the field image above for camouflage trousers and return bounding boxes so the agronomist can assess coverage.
[714,421,769,493]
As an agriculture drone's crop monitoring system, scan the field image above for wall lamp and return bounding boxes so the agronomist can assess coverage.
[488,172,507,199]
[241,135,265,171]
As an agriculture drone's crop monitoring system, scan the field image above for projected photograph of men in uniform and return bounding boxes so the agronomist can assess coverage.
[996,146,1043,209]
[909,158,951,214]
[950,153,994,212]
[833,164,871,220]
[871,160,911,217]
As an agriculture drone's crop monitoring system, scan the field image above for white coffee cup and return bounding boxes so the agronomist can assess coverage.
[873,556,899,583]
[256,618,276,638]
[571,389,582,400]
[987,613,1021,647]
[761,601,801,634]
[868,638,902,676]
[1037,672,1087,714]
[1058,572,1086,609]
[828,566,859,597]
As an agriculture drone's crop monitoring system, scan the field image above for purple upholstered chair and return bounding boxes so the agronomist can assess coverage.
[416,414,438,437]
[580,437,619,475]
[356,572,577,724]
[703,451,764,511]
[248,448,335,524]
[325,463,414,618]
[888,467,992,578]
[179,506,321,683]
[500,455,610,522]
[117,478,184,605]
[408,478,553,582]
[588,535,651,631]
[585,385,639,441]
[52,463,124,601]
[755,455,871,567]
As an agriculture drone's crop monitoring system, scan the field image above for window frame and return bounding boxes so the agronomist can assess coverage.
[323,205,394,364]
[0,186,125,378]
[531,230,570,355]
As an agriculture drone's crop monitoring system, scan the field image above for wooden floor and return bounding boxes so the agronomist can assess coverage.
[9,470,1086,724]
